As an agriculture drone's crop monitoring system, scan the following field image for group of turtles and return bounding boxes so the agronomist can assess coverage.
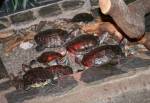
[10,13,125,90]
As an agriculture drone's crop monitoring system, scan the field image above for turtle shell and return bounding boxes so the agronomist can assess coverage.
[81,45,124,67]
[34,29,69,51]
[66,35,98,55]
[71,13,94,23]
[37,51,64,64]
[46,65,73,76]
[23,67,54,89]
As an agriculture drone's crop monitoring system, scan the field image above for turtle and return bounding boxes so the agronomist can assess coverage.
[10,64,55,90]
[81,45,125,68]
[34,29,69,52]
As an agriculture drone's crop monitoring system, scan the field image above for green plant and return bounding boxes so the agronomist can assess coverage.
[4,0,37,12]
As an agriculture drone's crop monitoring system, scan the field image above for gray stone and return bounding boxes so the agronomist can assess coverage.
[5,76,77,103]
[6,89,40,103]
[0,24,6,30]
[39,4,62,17]
[119,57,150,72]
[61,0,84,11]
[80,64,125,83]
[90,0,99,6]
[0,17,10,27]
[37,0,62,5]
[10,11,36,24]
[0,80,11,92]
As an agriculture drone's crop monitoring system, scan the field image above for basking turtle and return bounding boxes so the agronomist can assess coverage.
[46,65,73,79]
[36,51,68,66]
[71,13,94,23]
[34,29,69,52]
[10,64,55,90]
[81,45,125,68]
[66,35,99,55]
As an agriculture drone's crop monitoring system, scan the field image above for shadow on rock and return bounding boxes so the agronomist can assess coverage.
[0,80,11,92]
[144,51,150,56]
[6,88,39,103]
[41,76,78,96]
[80,64,126,83]
[6,76,78,103]
[118,57,150,71]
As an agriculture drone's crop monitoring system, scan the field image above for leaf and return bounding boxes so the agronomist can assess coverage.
[11,0,15,11]
[22,0,29,9]
[2,0,36,12]
[13,0,19,11]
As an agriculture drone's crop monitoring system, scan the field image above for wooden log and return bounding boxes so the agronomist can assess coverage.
[99,0,150,39]
[82,20,124,42]
[138,32,150,50]
[3,21,46,55]
[4,31,36,55]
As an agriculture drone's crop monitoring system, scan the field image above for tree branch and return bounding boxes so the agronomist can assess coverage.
[99,0,150,39]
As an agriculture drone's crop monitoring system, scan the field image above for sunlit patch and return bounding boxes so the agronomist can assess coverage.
[30,79,52,88]
[94,56,110,65]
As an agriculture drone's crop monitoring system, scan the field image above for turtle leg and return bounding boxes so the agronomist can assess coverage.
[35,44,46,52]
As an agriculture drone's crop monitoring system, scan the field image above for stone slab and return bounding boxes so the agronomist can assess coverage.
[39,4,62,17]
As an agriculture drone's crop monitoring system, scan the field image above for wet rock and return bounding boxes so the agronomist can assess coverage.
[80,64,125,83]
[0,80,11,92]
[118,57,150,72]
[0,23,6,30]
[0,17,11,30]
[6,89,39,103]
[61,0,84,11]
[37,0,62,5]
[6,76,78,103]
[39,4,62,17]
[90,0,99,6]
[10,11,36,24]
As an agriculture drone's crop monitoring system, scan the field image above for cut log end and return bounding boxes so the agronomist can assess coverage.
[99,0,111,14]
[99,0,149,40]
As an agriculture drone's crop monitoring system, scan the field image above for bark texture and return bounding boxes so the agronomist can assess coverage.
[82,20,124,42]
[139,32,150,50]
[99,0,150,39]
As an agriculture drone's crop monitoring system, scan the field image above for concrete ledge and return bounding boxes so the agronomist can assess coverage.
[1,64,150,103]
[23,67,150,103]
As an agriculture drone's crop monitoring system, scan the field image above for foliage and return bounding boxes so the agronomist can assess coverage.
[3,0,37,13]
[124,0,136,4]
